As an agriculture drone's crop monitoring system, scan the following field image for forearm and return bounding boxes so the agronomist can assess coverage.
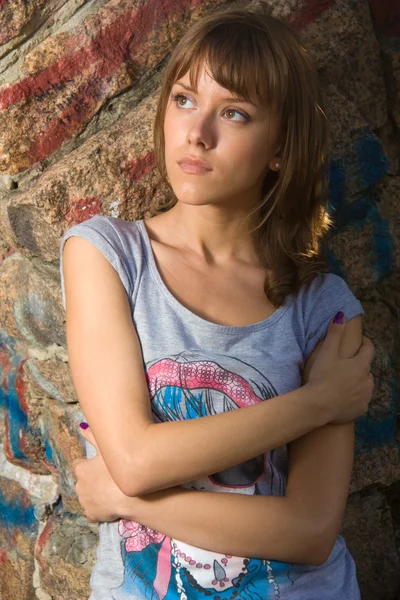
[129,382,328,495]
[118,487,325,566]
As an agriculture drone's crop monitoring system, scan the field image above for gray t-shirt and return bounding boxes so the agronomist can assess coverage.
[60,214,364,600]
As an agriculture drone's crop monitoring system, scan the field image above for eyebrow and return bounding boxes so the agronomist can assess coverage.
[174,81,258,108]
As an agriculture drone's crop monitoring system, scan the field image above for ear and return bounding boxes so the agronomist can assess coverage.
[268,157,281,172]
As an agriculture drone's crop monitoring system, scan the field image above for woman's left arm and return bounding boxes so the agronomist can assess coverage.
[74,316,363,567]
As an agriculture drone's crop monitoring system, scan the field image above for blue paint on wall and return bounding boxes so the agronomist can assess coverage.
[7,369,29,461]
[356,130,389,189]
[45,438,54,464]
[0,489,37,533]
[327,126,389,229]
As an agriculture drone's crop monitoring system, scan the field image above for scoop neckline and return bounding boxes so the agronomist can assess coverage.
[135,218,293,335]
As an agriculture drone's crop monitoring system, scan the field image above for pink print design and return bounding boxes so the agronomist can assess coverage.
[146,358,266,408]
[119,519,165,552]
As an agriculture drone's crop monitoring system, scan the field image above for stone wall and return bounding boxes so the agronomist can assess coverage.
[0,0,399,598]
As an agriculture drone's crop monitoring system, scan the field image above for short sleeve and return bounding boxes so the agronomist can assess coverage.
[303,272,365,361]
[59,214,134,311]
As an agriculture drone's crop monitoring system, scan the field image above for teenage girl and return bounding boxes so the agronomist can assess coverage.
[61,6,375,599]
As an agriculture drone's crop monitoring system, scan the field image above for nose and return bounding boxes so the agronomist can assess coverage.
[186,112,214,149]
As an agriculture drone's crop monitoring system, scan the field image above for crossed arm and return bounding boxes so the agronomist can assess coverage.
[78,326,357,566]
[64,236,360,566]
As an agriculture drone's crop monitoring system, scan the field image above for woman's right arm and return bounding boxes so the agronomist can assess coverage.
[62,236,373,497]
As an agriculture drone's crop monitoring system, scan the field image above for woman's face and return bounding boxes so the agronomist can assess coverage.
[163,60,281,213]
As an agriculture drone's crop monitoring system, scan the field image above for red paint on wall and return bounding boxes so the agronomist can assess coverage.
[35,516,55,557]
[288,0,335,31]
[15,360,29,414]
[0,0,333,167]
[65,196,102,226]
[0,0,203,111]
[126,152,156,183]
[0,247,15,263]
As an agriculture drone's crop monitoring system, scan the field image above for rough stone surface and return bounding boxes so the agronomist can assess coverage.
[375,176,400,270]
[24,356,78,404]
[2,94,172,261]
[0,252,65,346]
[0,0,225,175]
[380,36,400,130]
[327,202,396,296]
[35,513,98,599]
[0,478,39,600]
[300,0,388,130]
[324,86,389,200]
[360,289,398,359]
[0,1,399,598]
[41,399,87,515]
[342,487,400,600]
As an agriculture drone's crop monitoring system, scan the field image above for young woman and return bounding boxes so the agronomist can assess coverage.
[60,6,375,599]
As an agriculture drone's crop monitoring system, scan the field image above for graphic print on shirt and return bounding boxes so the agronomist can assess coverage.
[112,351,300,600]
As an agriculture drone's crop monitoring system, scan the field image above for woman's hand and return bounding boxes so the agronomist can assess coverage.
[71,425,129,524]
[305,314,375,424]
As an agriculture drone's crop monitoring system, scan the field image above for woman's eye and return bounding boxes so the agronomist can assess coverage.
[171,93,193,108]
[223,108,248,122]
[170,93,249,122]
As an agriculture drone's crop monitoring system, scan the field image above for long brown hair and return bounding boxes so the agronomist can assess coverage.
[152,3,333,307]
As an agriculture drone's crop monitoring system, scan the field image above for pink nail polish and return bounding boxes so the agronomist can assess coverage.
[80,422,89,430]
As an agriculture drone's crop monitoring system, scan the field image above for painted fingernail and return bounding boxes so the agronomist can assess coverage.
[79,422,89,430]
[333,311,345,324]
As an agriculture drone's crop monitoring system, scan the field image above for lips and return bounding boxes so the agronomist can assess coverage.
[178,155,212,170]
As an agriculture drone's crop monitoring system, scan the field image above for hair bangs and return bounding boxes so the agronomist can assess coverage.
[171,22,286,116]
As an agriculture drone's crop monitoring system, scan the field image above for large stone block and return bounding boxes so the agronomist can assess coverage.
[0,0,225,175]
[1,94,172,260]
[0,444,59,521]
[35,512,98,600]
[327,194,397,296]
[374,175,400,269]
[0,477,39,600]
[0,327,57,475]
[349,338,400,493]
[360,287,398,360]
[325,87,389,202]
[23,356,78,404]
[0,0,47,47]
[381,36,400,130]
[355,340,398,449]
[41,398,88,515]
[0,252,65,345]
[300,0,387,130]
[342,487,400,600]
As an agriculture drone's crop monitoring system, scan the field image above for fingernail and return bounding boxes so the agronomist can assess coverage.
[333,311,345,324]
[79,422,89,430]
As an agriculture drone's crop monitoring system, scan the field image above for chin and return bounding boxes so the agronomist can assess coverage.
[174,195,218,207]
[170,184,219,206]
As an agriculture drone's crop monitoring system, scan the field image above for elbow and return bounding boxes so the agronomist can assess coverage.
[302,529,336,567]
[115,454,149,498]
[305,547,332,568]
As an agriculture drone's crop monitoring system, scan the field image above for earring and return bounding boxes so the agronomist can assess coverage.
[275,161,280,169]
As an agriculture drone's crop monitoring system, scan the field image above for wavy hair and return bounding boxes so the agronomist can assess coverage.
[152,3,333,307]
